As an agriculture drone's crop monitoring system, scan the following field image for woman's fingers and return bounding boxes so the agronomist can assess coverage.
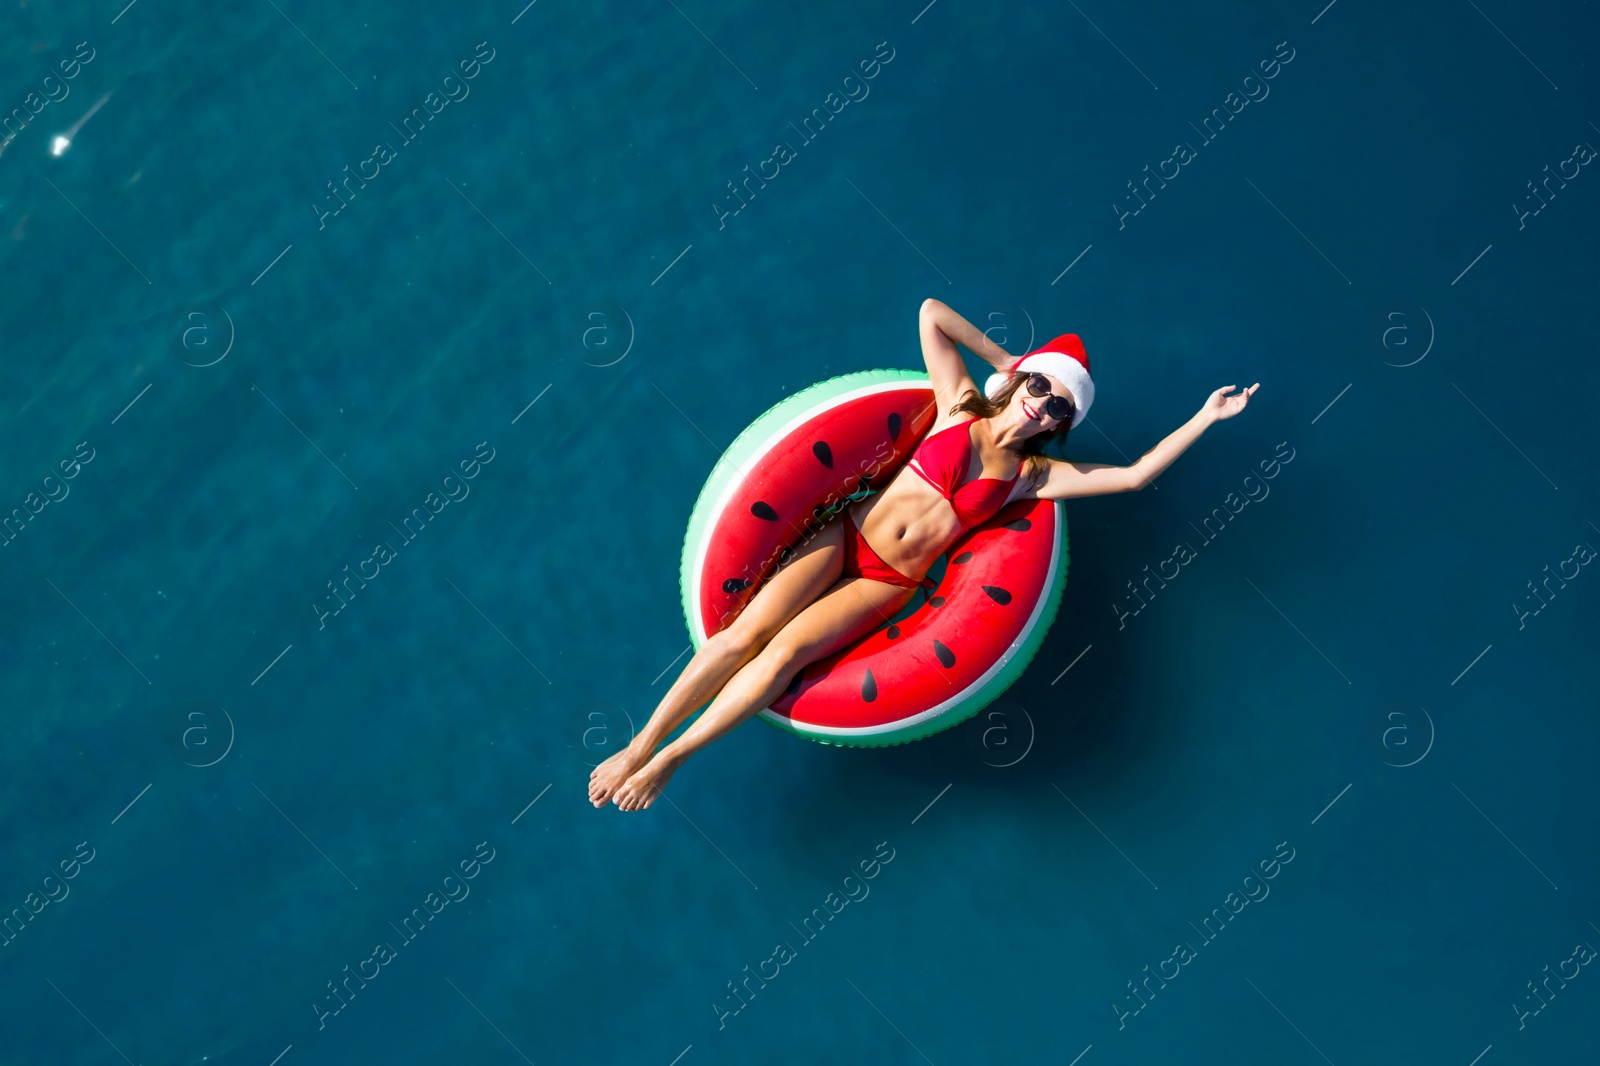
[1208,383,1259,419]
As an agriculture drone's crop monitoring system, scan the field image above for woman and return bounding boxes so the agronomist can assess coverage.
[592,298,1259,811]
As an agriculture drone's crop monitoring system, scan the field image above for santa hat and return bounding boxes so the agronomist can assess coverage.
[983,333,1093,429]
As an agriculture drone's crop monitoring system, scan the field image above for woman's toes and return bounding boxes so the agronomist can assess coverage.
[613,776,644,811]
[588,744,649,807]
[611,754,678,811]
[612,780,635,810]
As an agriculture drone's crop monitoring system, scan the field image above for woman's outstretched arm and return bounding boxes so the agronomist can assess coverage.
[1037,384,1263,498]
[1126,384,1259,490]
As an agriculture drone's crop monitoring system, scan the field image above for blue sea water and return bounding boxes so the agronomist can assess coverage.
[1,1,1597,1063]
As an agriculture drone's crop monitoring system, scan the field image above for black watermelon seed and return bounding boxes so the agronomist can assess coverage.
[813,441,834,468]
[886,625,901,639]
[929,596,946,608]
[888,412,902,441]
[750,501,779,521]
[952,551,974,564]
[722,577,752,593]
[861,668,877,702]
[982,585,1013,605]
[932,639,955,668]
[786,670,805,695]
[1003,518,1032,531]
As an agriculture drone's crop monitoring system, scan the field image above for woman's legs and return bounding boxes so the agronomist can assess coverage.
[588,512,848,806]
[611,574,918,811]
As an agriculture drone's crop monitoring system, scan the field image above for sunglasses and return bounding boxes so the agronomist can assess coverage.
[1023,373,1074,422]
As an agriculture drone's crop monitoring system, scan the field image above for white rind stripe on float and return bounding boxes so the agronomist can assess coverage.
[758,501,1065,736]
[687,379,930,646]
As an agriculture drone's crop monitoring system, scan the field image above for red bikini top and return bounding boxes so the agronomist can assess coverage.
[906,417,1020,529]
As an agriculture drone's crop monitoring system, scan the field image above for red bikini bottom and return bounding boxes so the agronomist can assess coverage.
[839,509,932,590]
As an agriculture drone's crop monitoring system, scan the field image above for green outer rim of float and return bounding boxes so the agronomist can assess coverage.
[678,368,1070,748]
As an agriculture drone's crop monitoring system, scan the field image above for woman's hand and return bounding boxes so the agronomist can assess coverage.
[1201,383,1260,423]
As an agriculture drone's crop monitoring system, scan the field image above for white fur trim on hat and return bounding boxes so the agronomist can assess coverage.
[983,351,1094,429]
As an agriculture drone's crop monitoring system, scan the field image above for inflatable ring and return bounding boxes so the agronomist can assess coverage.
[679,369,1070,748]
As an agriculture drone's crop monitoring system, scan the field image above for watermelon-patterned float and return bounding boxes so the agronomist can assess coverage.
[679,369,1070,748]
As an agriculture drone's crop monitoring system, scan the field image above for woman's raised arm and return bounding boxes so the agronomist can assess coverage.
[1035,384,1261,499]
[918,299,1015,417]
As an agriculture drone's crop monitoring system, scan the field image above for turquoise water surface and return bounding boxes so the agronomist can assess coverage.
[2,1,1597,1063]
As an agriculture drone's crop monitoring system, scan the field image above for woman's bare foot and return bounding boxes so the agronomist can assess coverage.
[589,740,653,808]
[612,749,683,812]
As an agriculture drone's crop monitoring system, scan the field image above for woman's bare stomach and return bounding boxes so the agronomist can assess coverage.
[847,466,997,579]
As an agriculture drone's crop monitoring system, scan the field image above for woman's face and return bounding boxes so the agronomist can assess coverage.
[1009,373,1073,436]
